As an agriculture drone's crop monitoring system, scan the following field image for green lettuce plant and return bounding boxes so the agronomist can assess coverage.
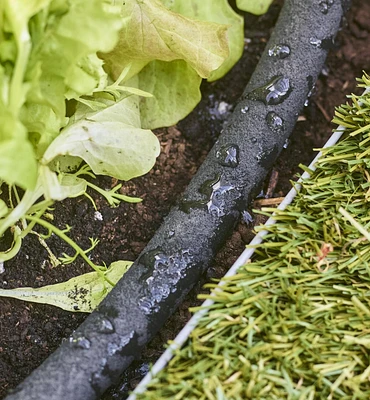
[0,0,274,311]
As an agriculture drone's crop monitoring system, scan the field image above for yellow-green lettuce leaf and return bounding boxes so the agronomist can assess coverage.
[102,0,229,80]
[236,0,274,15]
[138,60,201,129]
[161,0,244,81]
[0,260,132,312]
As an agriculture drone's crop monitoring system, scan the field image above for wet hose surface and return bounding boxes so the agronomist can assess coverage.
[5,1,349,399]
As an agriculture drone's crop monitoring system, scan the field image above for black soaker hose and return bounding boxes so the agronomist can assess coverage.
[5,1,350,399]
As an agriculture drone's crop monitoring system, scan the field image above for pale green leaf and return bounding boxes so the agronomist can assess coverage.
[0,139,38,189]
[0,100,38,188]
[42,95,160,181]
[40,165,87,201]
[20,103,62,158]
[236,0,274,15]
[161,0,244,81]
[102,0,229,80]
[139,60,201,129]
[0,260,132,312]
[4,0,52,112]
[39,165,65,201]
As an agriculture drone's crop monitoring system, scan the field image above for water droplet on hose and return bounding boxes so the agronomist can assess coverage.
[305,75,316,106]
[255,145,279,168]
[139,250,193,314]
[241,106,249,114]
[319,0,334,14]
[310,37,322,48]
[96,316,115,334]
[266,112,284,133]
[319,2,328,14]
[310,36,336,50]
[106,332,135,357]
[69,332,91,349]
[246,76,291,105]
[268,44,290,59]
[283,138,290,149]
[180,175,234,216]
[216,144,240,168]
[207,180,234,217]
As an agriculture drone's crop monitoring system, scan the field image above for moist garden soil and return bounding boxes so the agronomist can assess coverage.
[1,0,370,398]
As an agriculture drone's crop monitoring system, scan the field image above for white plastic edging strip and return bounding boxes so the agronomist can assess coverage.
[127,126,345,400]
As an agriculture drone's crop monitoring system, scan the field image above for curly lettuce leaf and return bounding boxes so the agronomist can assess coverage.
[42,93,160,181]
[161,0,244,82]
[0,1,50,188]
[0,0,123,190]
[3,0,52,112]
[102,0,229,81]
[0,134,38,189]
[236,0,275,15]
[0,260,132,312]
[0,91,38,188]
[24,0,123,150]
[30,0,122,103]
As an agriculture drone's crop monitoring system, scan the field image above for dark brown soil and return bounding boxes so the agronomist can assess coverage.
[1,0,369,398]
